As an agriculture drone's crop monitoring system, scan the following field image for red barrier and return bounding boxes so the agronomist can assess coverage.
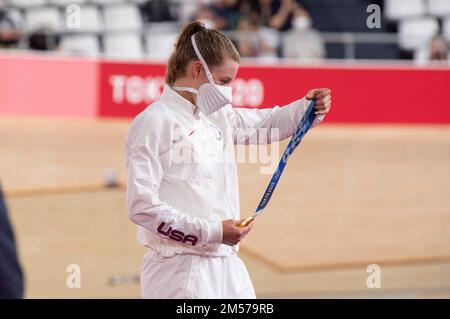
[99,61,450,123]
[1,53,449,123]
[98,61,166,118]
[0,53,98,118]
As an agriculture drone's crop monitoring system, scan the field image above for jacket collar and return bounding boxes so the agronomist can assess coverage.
[160,85,198,115]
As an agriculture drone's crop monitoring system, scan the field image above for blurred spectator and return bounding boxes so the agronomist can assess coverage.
[0,8,23,49]
[236,13,279,60]
[282,4,325,60]
[0,183,24,299]
[236,15,260,57]
[141,0,177,23]
[195,5,218,29]
[415,35,449,64]
[28,27,60,51]
[249,0,299,32]
[210,0,241,30]
[429,36,449,61]
[258,25,279,60]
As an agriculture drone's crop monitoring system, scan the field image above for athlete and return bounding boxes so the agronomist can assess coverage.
[125,22,331,299]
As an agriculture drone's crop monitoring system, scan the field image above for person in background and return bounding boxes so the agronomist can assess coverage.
[141,0,177,23]
[235,1,279,59]
[28,26,60,51]
[0,8,23,49]
[429,36,449,61]
[252,0,298,32]
[235,15,261,57]
[210,0,241,30]
[282,3,325,60]
[0,183,24,299]
[415,35,449,64]
[195,4,218,29]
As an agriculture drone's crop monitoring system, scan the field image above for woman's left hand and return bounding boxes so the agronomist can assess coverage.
[306,88,332,116]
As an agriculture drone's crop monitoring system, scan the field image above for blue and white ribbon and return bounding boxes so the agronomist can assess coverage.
[254,99,317,216]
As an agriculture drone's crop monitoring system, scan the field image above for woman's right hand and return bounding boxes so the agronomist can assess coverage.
[221,219,254,246]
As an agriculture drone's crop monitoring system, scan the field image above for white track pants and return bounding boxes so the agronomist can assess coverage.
[141,249,256,299]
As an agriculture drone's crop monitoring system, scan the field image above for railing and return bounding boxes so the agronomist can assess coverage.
[225,30,401,60]
[7,26,404,61]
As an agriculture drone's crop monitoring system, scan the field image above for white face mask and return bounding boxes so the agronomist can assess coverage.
[293,16,311,31]
[172,33,233,116]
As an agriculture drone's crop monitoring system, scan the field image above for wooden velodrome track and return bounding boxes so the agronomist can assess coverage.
[1,116,450,298]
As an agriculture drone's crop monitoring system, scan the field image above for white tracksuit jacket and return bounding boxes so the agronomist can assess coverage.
[125,85,323,298]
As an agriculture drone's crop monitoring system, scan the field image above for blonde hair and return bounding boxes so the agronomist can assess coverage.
[166,22,240,85]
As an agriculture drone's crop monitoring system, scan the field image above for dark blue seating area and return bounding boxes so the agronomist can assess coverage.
[300,0,401,59]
